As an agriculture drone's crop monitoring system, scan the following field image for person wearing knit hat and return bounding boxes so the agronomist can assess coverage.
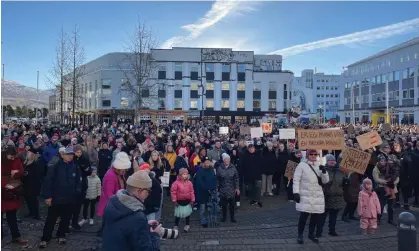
[358,178,381,235]
[171,168,195,232]
[113,152,131,170]
[218,152,239,223]
[136,163,163,222]
[102,170,162,251]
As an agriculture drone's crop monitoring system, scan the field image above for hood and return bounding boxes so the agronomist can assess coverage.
[104,190,145,222]
[148,171,156,179]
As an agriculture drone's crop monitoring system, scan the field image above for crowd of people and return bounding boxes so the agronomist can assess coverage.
[1,120,419,250]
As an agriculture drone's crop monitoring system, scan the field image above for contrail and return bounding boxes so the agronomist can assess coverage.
[269,18,419,57]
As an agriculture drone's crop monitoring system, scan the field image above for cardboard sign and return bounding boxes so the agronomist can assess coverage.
[340,148,371,175]
[250,127,263,139]
[219,127,229,135]
[279,129,295,139]
[240,126,251,135]
[297,129,345,150]
[262,123,272,133]
[356,131,383,150]
[284,160,298,179]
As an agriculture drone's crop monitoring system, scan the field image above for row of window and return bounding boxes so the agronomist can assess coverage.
[316,101,339,105]
[317,94,339,98]
[344,67,418,89]
[316,86,339,90]
[345,89,416,105]
[158,63,246,81]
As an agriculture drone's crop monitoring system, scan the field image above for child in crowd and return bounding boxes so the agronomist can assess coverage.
[385,155,400,199]
[358,178,381,235]
[80,167,101,226]
[171,168,195,232]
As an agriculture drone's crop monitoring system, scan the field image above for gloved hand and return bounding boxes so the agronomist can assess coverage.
[319,166,326,174]
[293,193,300,203]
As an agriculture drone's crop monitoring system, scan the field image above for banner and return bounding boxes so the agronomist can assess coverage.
[250,127,263,139]
[284,160,298,179]
[240,125,251,135]
[219,127,229,135]
[279,129,295,139]
[356,131,383,150]
[297,129,345,150]
[262,123,272,133]
[340,148,371,175]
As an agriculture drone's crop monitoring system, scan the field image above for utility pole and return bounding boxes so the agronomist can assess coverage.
[2,64,4,80]
[36,71,39,122]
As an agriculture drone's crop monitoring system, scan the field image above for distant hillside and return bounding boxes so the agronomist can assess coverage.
[1,80,54,109]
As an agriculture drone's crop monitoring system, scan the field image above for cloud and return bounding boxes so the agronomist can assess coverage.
[269,17,419,57]
[161,0,256,49]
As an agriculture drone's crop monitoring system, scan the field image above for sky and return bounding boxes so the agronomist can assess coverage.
[2,1,419,90]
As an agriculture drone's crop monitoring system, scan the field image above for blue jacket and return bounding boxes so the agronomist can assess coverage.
[41,157,81,205]
[43,142,60,165]
[194,165,217,204]
[102,190,160,251]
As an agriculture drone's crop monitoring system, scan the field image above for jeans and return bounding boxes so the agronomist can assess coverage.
[199,204,208,225]
[3,210,21,239]
[377,188,394,222]
[41,203,73,242]
[71,193,85,225]
[298,212,320,236]
[82,199,97,220]
[247,180,262,202]
[220,197,235,220]
[261,174,273,194]
[317,209,339,236]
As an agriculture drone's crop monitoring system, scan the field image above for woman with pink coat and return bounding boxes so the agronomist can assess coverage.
[96,152,131,236]
[357,178,381,235]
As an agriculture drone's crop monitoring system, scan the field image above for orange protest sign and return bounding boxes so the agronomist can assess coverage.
[284,160,298,180]
[262,123,272,133]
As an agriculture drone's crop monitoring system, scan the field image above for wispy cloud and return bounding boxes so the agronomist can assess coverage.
[269,18,419,57]
[161,0,256,49]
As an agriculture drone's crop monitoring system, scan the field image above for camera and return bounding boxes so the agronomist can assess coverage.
[150,223,179,239]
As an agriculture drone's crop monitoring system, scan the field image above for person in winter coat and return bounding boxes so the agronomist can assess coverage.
[409,142,419,207]
[241,144,263,207]
[23,148,44,220]
[138,163,163,221]
[164,144,178,194]
[97,152,131,236]
[358,178,381,235]
[274,142,288,195]
[102,171,162,251]
[342,159,363,223]
[98,143,112,180]
[261,142,277,196]
[149,150,164,181]
[207,140,225,163]
[174,147,189,175]
[293,149,329,244]
[175,140,191,158]
[171,168,195,232]
[400,149,413,210]
[286,150,302,202]
[316,154,345,238]
[195,156,217,227]
[217,154,240,223]
[42,134,60,167]
[79,168,101,227]
[1,146,27,245]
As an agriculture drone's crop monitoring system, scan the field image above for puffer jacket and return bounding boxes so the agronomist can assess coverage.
[261,148,278,175]
[144,172,163,215]
[323,165,345,210]
[293,160,329,214]
[171,176,195,203]
[216,163,239,199]
[358,189,381,219]
[86,175,101,200]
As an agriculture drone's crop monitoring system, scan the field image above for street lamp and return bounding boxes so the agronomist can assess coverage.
[318,104,323,123]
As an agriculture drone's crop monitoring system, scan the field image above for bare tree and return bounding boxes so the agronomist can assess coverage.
[45,27,70,123]
[68,25,86,126]
[119,19,161,117]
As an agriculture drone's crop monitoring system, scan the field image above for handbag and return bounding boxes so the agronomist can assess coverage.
[308,164,324,188]
[2,175,22,201]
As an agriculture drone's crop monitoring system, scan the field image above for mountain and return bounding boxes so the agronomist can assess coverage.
[1,79,55,109]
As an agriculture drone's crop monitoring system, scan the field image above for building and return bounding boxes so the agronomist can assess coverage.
[293,69,341,120]
[339,37,419,124]
[56,48,293,124]
[48,94,57,122]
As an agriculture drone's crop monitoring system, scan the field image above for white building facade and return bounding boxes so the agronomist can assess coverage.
[339,37,419,124]
[56,48,293,124]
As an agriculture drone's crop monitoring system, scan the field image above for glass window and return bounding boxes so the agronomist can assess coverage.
[403,69,408,79]
[102,100,111,107]
[158,99,165,108]
[120,97,128,107]
[403,90,408,99]
[317,87,320,90]
[175,63,182,72]
[253,100,260,108]
[317,94,320,97]
[382,74,387,83]
[222,64,230,72]
[382,92,386,101]
[95,80,98,91]
[206,83,214,90]
[237,83,245,90]
[395,71,400,81]
[190,100,198,109]
[269,82,276,91]
[237,99,245,108]
[222,83,230,90]
[371,94,375,103]
[191,83,199,90]
[222,99,229,108]
[389,72,394,82]
[395,90,399,100]
[206,99,214,108]
[89,82,92,92]
[269,100,276,109]
[371,77,376,85]
[102,79,111,89]
[253,82,260,91]
[238,64,246,73]
[206,63,214,72]
[326,86,329,90]
[389,91,393,100]
[377,75,381,84]
[409,67,415,78]
[175,99,183,108]
[409,89,414,99]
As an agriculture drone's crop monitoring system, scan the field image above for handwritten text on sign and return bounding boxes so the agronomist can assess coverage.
[356,131,383,150]
[340,148,371,175]
[284,160,298,180]
[297,129,345,150]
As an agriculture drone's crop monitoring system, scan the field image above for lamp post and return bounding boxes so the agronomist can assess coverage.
[112,107,116,122]
[318,104,323,123]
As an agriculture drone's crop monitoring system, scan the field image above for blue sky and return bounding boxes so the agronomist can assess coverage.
[2,1,419,89]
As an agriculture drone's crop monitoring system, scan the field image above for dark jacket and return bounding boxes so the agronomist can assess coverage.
[142,151,153,163]
[74,154,92,194]
[217,163,239,199]
[343,172,362,203]
[102,190,160,251]
[42,142,60,165]
[23,160,44,197]
[409,149,419,183]
[242,150,263,183]
[261,148,277,175]
[174,156,188,175]
[41,157,81,205]
[323,165,345,210]
[98,149,112,178]
[144,172,163,215]
[194,165,217,204]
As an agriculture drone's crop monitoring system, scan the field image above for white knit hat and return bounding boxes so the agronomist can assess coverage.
[113,152,131,170]
[222,153,230,160]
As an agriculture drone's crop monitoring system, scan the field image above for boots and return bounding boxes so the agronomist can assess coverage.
[297,234,304,244]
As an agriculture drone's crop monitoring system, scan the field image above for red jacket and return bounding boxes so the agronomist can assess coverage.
[1,157,24,212]
[170,176,195,203]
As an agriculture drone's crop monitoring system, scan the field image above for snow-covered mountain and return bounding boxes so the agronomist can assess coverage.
[1,80,55,109]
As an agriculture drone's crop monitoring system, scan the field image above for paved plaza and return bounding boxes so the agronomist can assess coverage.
[2,196,419,251]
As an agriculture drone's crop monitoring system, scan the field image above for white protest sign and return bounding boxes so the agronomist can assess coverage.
[250,127,263,139]
[279,129,296,139]
[219,127,229,135]
[160,172,170,187]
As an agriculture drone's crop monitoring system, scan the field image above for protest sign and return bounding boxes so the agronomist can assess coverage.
[297,129,345,150]
[284,160,298,179]
[250,127,263,138]
[356,131,383,150]
[161,172,170,187]
[240,125,251,135]
[219,127,229,135]
[340,148,371,175]
[262,123,272,133]
[279,128,295,139]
